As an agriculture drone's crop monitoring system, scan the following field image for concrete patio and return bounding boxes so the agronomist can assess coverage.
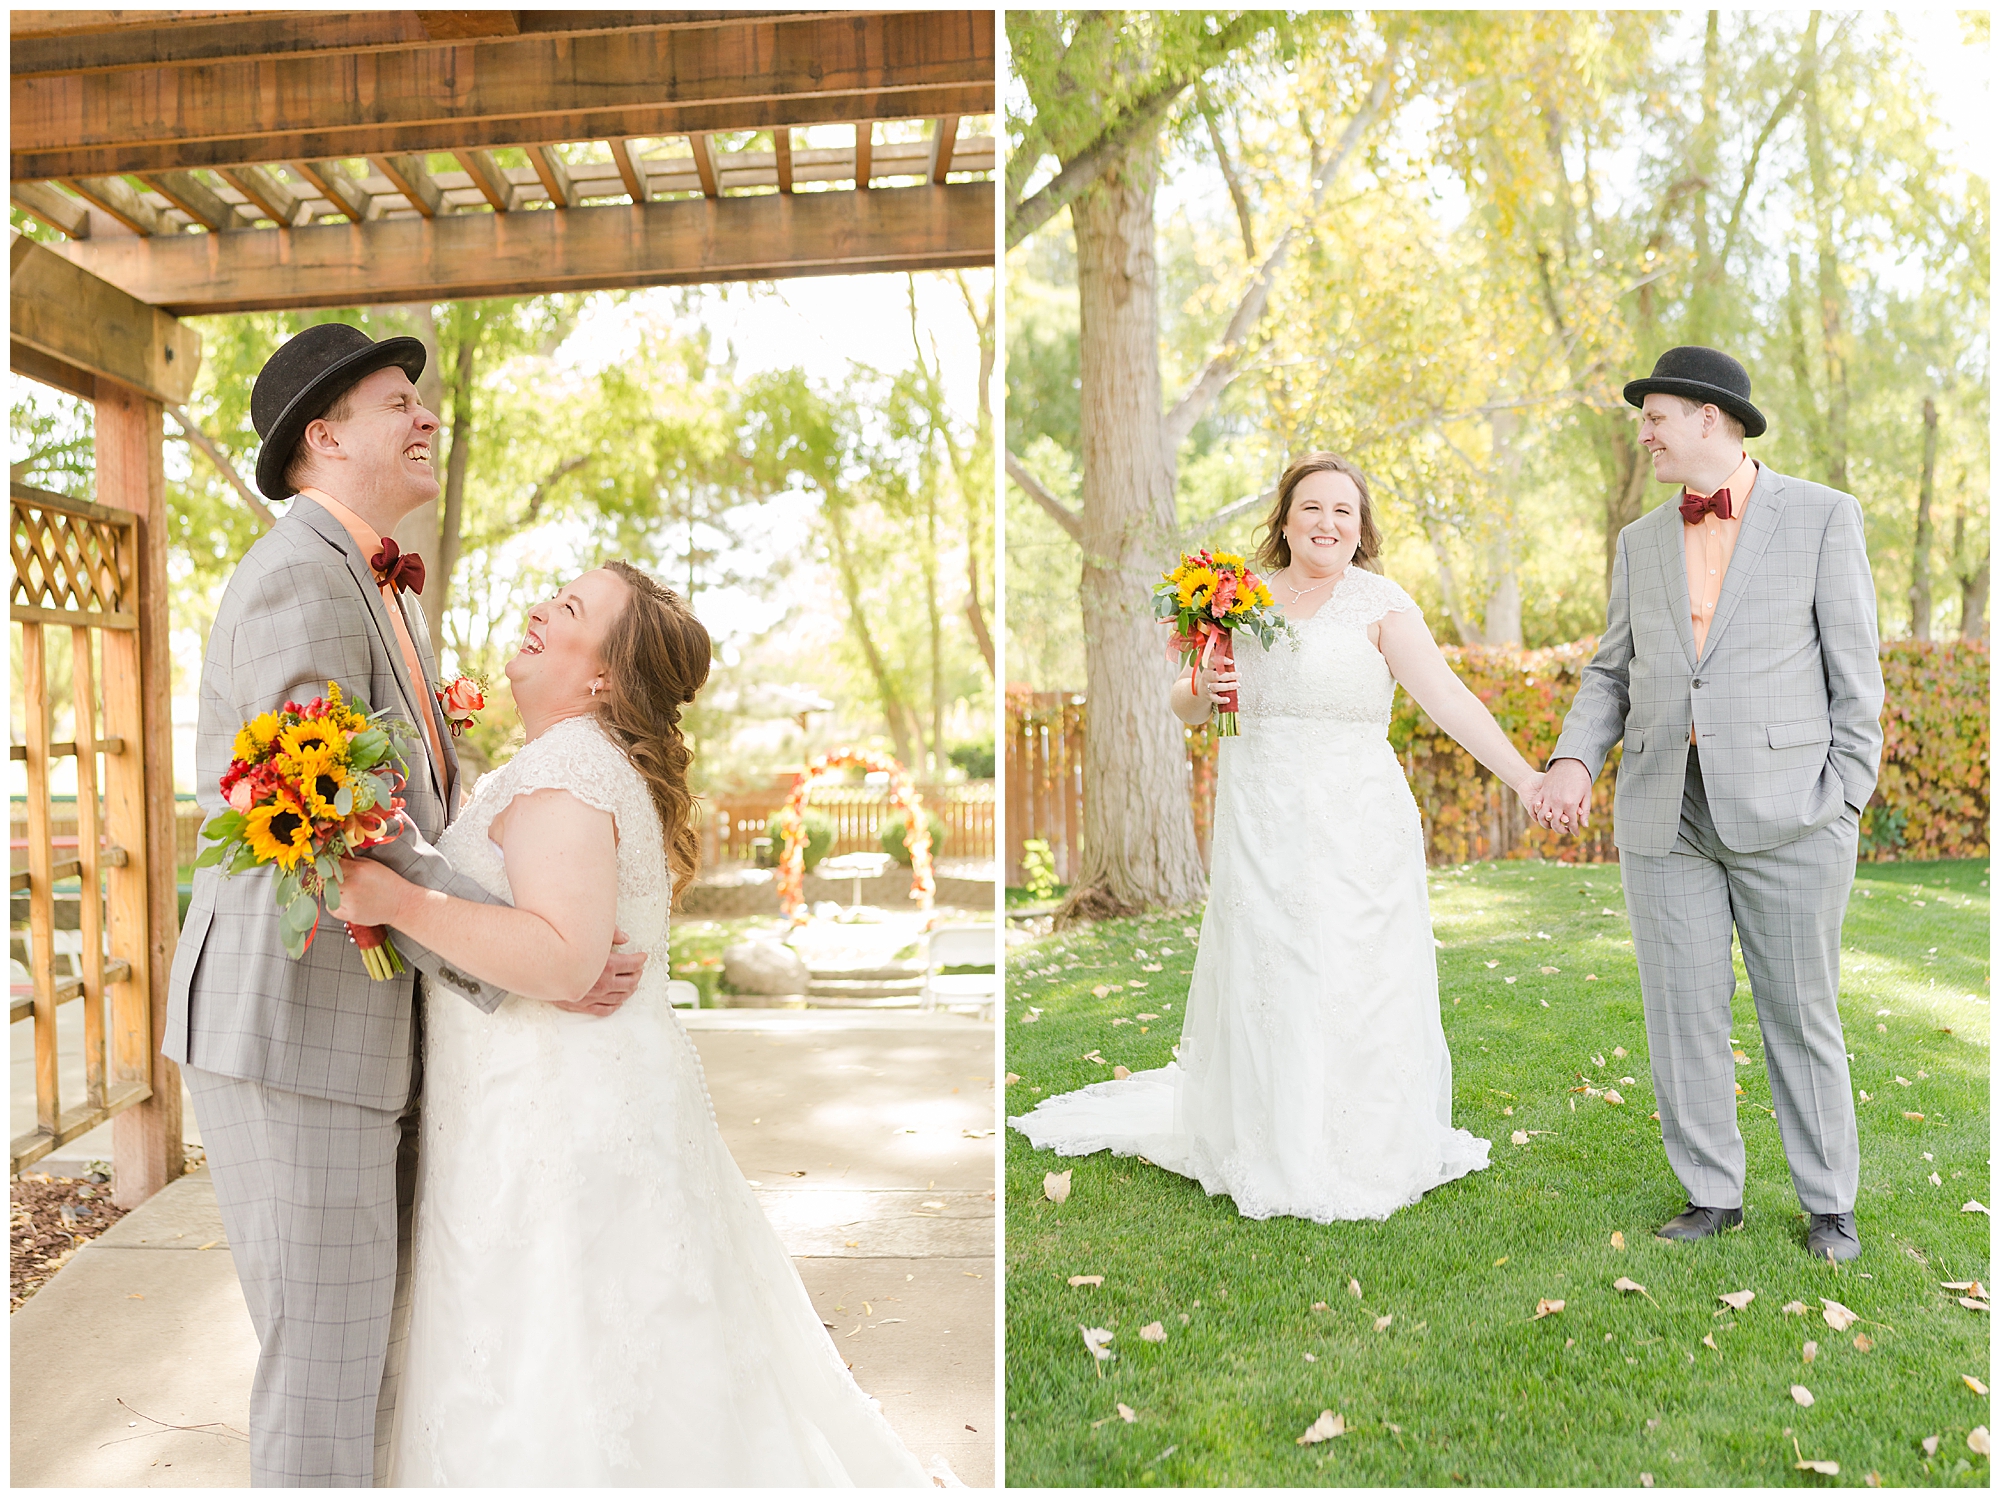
[9,1009,998,1487]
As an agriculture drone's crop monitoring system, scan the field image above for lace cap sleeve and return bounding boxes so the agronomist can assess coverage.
[1331,569,1423,628]
[493,716,643,834]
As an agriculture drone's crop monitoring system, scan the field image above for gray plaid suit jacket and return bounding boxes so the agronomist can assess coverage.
[165,496,505,1112]
[1551,464,1884,858]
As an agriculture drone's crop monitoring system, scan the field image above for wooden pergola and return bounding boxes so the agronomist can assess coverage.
[8,9,996,1202]
[12,10,997,310]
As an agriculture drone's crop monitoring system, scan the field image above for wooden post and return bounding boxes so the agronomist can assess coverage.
[96,384,184,1207]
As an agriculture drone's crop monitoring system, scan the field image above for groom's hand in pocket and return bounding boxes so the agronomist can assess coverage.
[551,929,647,1016]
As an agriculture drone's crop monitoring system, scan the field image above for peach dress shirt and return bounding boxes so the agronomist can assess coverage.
[1683,451,1759,744]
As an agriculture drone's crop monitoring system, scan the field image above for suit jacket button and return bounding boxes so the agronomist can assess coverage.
[1692,678,1702,688]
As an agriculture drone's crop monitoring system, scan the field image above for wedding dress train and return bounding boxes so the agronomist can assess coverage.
[387,716,933,1486]
[1012,569,1490,1223]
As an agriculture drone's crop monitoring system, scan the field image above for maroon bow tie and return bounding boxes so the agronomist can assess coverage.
[370,537,425,595]
[1679,487,1733,525]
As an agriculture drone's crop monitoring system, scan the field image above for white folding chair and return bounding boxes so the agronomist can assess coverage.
[919,923,998,1019]
[665,979,701,1010]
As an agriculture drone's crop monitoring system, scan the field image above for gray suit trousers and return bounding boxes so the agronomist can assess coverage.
[185,1065,418,1487]
[1621,753,1861,1215]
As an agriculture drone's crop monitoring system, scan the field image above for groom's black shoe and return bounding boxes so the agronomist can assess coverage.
[1805,1211,1862,1263]
[1655,1203,1744,1241]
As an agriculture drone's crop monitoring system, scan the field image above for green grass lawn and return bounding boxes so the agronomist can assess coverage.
[1004,859,1991,1487]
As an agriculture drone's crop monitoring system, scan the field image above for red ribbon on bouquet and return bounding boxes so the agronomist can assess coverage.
[1189,620,1239,716]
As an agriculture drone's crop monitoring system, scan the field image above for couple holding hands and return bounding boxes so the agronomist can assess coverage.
[1014,345,1883,1266]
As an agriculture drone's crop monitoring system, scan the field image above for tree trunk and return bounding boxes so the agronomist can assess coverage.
[1064,141,1208,918]
[1909,396,1937,640]
[823,500,917,767]
[1479,407,1524,646]
[1602,418,1652,601]
[925,484,944,778]
[1960,549,1989,643]
[426,332,476,645]
[1802,12,1851,490]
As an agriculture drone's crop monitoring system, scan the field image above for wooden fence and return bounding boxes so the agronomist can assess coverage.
[707,780,995,867]
[9,485,160,1178]
[1004,689,1616,887]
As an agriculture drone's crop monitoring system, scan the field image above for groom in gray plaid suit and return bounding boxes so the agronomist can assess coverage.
[165,324,645,1485]
[1537,346,1883,1264]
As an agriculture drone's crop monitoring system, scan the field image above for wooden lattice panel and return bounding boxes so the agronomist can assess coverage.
[9,484,136,629]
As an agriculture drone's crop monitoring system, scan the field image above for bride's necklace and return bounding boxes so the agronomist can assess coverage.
[1277,567,1343,603]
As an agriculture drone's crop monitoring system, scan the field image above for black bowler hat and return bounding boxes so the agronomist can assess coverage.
[1622,345,1767,439]
[251,323,428,499]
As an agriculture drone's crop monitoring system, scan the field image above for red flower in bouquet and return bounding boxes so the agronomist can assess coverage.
[1151,550,1296,736]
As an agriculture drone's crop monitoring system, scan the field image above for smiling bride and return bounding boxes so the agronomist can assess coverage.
[331,565,937,1485]
[1011,452,1548,1223]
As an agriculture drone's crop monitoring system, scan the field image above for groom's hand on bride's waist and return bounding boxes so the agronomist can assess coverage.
[549,929,646,1016]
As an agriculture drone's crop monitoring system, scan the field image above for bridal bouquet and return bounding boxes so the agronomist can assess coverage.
[1153,550,1294,736]
[196,682,417,979]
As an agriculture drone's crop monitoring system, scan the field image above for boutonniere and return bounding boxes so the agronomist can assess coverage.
[436,675,487,737]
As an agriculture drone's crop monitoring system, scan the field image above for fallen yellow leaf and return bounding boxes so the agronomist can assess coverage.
[1702,1333,1718,1350]
[1139,1322,1166,1343]
[1970,1427,1992,1457]
[1045,1170,1072,1205]
[1375,1314,1394,1332]
[1296,1410,1346,1445]
[1853,1332,1874,1353]
[1348,1278,1362,1299]
[1534,1298,1564,1320]
[1613,1276,1657,1304]
[1311,1301,1330,1312]
[1510,1130,1530,1146]
[1068,1274,1104,1287]
[1113,1065,1132,1081]
[1783,1301,1808,1316]
[1718,1290,1755,1312]
[1118,1403,1137,1423]
[1966,1375,1990,1396]
[1803,1340,1817,1363]
[1820,1299,1859,1332]
[1004,1073,1021,1085]
[1610,1231,1627,1250]
[1792,1385,1815,1408]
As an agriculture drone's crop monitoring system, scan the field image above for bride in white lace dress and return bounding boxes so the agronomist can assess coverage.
[1012,453,1548,1223]
[332,564,934,1486]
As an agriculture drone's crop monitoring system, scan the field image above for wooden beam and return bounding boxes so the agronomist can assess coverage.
[10,231,201,403]
[216,162,304,226]
[454,148,517,212]
[60,174,159,235]
[774,128,793,193]
[289,158,369,222]
[11,178,89,237]
[928,114,959,182]
[854,122,873,189]
[530,143,576,208]
[416,11,521,42]
[370,154,443,217]
[50,182,995,314]
[140,169,234,231]
[12,13,998,179]
[604,138,644,205]
[688,133,719,198]
[10,12,845,77]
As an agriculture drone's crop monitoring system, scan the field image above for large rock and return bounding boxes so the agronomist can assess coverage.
[722,939,810,996]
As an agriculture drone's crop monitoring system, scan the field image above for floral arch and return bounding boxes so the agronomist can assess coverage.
[773,747,935,919]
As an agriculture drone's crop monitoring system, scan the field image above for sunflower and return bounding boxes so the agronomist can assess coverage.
[232,711,284,763]
[278,718,348,762]
[1212,550,1244,566]
[292,746,349,820]
[1177,567,1217,608]
[243,793,316,870]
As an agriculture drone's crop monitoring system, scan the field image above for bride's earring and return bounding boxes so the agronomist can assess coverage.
[589,680,601,697]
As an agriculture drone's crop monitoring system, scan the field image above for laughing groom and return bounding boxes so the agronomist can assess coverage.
[1535,346,1884,1263]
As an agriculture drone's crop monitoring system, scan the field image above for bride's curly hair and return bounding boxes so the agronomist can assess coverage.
[1253,452,1383,574]
[594,562,712,903]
